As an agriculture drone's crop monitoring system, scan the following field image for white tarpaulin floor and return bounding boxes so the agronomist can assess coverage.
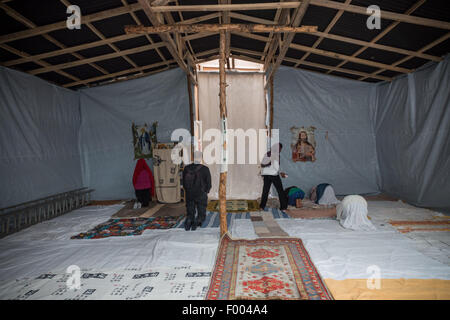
[0,200,449,299]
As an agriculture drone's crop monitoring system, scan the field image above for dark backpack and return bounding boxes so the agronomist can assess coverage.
[184,165,203,191]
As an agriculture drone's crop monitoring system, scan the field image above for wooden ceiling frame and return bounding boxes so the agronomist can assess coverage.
[294,0,351,68]
[230,46,391,81]
[0,2,105,85]
[326,0,427,76]
[138,0,196,84]
[266,0,311,86]
[0,1,449,88]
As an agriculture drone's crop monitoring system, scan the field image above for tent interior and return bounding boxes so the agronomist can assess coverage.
[0,0,449,301]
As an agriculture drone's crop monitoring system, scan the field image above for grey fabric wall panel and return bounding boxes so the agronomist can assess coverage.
[78,68,190,200]
[272,66,381,196]
[374,55,450,209]
[0,67,83,208]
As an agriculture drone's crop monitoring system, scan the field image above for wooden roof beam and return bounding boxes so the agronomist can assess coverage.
[3,12,219,67]
[325,0,426,75]
[310,0,450,30]
[266,0,311,87]
[233,31,411,74]
[150,2,302,12]
[138,0,196,85]
[0,2,142,44]
[295,0,351,68]
[231,46,391,82]
[229,12,442,64]
[125,24,318,33]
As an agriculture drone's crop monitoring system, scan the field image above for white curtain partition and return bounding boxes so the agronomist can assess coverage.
[198,72,267,200]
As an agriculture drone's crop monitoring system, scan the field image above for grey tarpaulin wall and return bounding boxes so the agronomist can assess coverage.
[78,68,190,200]
[271,66,381,196]
[0,66,83,208]
[1,57,448,209]
[373,55,450,209]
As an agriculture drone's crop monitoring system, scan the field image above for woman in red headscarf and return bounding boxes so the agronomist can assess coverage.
[132,159,155,207]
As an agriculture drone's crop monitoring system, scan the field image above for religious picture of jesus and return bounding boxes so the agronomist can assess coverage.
[291,126,316,162]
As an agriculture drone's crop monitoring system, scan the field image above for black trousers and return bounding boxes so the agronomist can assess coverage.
[260,175,288,210]
[135,188,151,207]
[186,192,208,223]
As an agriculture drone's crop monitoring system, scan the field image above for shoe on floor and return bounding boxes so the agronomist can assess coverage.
[184,219,193,231]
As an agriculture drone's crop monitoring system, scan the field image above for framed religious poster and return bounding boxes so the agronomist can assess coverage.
[132,122,157,159]
[291,126,316,162]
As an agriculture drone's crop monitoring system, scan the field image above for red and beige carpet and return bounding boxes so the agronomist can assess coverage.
[206,234,333,300]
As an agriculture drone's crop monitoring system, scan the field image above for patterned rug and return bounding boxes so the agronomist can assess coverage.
[389,220,450,234]
[207,200,260,212]
[250,211,289,237]
[175,208,290,229]
[206,234,333,300]
[71,216,182,239]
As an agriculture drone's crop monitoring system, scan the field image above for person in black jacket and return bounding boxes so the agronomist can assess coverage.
[182,151,211,231]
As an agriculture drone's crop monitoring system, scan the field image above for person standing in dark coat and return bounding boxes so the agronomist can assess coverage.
[183,151,211,231]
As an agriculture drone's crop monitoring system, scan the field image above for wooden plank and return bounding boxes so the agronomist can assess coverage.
[229,11,442,63]
[125,24,318,33]
[64,59,175,87]
[296,0,351,67]
[266,0,311,85]
[151,2,302,12]
[138,0,196,84]
[327,0,426,75]
[233,31,411,74]
[219,29,228,236]
[230,46,391,81]
[0,2,143,44]
[310,0,450,30]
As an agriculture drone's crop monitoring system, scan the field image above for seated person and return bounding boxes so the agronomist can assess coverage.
[132,159,155,207]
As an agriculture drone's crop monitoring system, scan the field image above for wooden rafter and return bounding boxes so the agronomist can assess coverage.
[326,0,427,75]
[121,0,171,68]
[230,46,391,81]
[60,0,139,72]
[28,32,209,76]
[125,24,318,33]
[151,2,302,12]
[138,0,196,84]
[360,32,450,81]
[3,12,220,68]
[0,2,142,44]
[233,31,411,74]
[295,0,351,68]
[266,0,310,85]
[310,0,450,30]
[0,2,106,84]
[228,12,443,64]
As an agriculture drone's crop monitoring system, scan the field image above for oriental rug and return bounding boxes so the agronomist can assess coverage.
[205,234,333,300]
[71,216,182,239]
[207,200,260,212]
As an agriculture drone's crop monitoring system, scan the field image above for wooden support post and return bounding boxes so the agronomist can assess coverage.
[186,74,194,160]
[269,76,274,137]
[219,29,228,236]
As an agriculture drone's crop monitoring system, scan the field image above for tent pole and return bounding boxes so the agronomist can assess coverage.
[219,29,228,236]
[186,74,194,160]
